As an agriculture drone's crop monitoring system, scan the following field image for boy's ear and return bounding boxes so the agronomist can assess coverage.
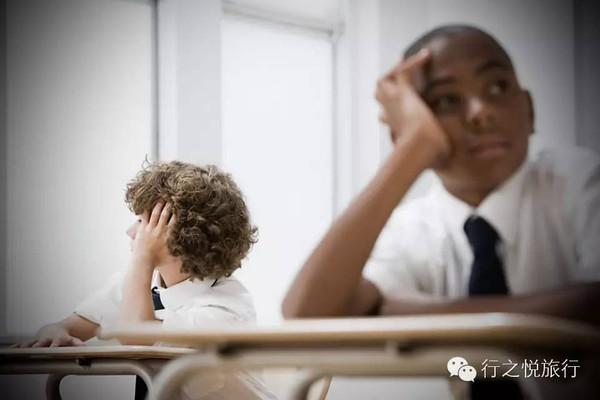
[523,89,535,135]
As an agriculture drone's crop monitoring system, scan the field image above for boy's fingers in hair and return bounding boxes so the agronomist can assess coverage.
[158,203,171,228]
[149,202,164,228]
[141,210,150,226]
[167,212,176,228]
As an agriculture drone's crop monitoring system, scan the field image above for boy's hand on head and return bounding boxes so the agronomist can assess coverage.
[376,49,451,168]
[131,202,176,271]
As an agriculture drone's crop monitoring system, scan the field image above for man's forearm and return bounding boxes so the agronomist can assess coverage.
[282,139,435,318]
[380,282,600,327]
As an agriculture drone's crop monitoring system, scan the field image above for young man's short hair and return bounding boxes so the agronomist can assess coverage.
[403,24,514,68]
[125,161,257,280]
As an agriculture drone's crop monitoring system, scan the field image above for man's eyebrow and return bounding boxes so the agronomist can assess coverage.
[475,59,510,75]
[424,59,511,93]
[425,76,456,93]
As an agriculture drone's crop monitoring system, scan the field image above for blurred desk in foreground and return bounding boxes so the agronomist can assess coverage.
[0,345,193,399]
[101,313,600,400]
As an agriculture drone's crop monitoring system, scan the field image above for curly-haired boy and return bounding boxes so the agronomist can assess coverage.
[16,161,274,399]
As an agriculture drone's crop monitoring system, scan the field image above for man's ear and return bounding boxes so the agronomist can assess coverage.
[523,89,535,135]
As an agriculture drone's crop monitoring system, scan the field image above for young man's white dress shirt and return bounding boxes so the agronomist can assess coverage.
[75,271,276,400]
[363,147,600,400]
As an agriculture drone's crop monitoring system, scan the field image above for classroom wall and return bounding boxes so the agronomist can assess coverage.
[575,0,600,152]
[0,0,7,334]
[5,0,154,335]
[3,0,154,398]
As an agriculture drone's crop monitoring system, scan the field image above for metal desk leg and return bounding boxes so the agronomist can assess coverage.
[46,374,65,400]
[289,371,325,400]
[32,360,159,400]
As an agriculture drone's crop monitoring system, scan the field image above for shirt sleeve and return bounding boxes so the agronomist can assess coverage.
[363,202,442,300]
[73,268,127,328]
[159,305,244,330]
[564,149,600,282]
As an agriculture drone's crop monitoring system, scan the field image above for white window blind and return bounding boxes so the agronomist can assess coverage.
[221,16,334,323]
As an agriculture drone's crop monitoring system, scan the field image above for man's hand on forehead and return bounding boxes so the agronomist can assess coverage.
[375,48,451,169]
[378,48,431,126]
[386,48,430,91]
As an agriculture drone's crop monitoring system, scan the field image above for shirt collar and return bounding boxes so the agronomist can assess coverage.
[476,161,529,247]
[152,271,217,311]
[434,160,530,247]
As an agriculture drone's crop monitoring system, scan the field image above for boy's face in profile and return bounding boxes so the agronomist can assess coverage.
[419,31,534,197]
[126,218,141,250]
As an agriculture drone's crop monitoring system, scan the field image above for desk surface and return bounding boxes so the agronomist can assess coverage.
[100,313,600,351]
[0,345,194,360]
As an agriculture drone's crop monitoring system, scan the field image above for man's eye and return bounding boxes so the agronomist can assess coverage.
[489,79,510,96]
[430,94,461,112]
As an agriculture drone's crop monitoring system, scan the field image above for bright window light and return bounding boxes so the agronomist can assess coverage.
[222,16,333,323]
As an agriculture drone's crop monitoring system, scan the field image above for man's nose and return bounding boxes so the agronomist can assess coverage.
[465,96,494,133]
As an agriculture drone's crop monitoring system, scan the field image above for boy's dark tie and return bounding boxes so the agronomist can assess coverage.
[464,216,523,400]
[134,287,164,400]
[152,286,165,310]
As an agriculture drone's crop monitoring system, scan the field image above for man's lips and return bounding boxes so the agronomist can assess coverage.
[468,138,510,160]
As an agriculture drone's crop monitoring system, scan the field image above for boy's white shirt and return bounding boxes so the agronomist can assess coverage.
[75,272,276,400]
[363,147,600,400]
[75,271,256,330]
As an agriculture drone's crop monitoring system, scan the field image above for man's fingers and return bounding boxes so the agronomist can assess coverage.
[376,78,400,105]
[158,203,171,228]
[49,338,62,348]
[71,337,86,347]
[379,110,389,125]
[388,48,430,78]
[148,202,164,227]
[401,48,431,73]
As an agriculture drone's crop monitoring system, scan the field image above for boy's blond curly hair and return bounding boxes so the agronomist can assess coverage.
[125,161,257,280]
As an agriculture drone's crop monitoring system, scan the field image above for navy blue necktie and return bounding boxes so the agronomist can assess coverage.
[151,286,165,310]
[464,216,523,400]
[464,216,510,296]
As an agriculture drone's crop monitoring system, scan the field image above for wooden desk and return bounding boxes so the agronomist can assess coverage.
[101,313,600,400]
[0,345,193,400]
